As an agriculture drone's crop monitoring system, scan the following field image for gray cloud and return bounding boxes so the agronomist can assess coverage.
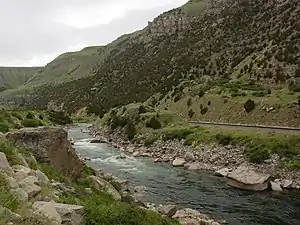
[0,0,187,66]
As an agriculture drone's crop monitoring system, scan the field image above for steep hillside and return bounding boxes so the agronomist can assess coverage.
[2,0,300,126]
[0,67,42,91]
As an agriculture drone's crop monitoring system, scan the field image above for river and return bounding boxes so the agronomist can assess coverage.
[67,124,300,225]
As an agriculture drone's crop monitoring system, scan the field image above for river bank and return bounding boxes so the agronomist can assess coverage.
[88,124,300,192]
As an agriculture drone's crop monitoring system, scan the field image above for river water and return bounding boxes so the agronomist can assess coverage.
[67,124,300,225]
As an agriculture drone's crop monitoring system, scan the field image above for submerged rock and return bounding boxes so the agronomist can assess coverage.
[227,166,270,191]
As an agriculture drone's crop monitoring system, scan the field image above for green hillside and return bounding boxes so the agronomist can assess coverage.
[0,67,42,91]
[2,0,300,126]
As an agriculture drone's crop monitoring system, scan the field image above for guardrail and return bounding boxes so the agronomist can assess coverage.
[189,121,300,131]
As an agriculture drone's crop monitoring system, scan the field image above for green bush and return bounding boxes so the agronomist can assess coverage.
[22,119,43,128]
[187,98,193,107]
[26,112,35,119]
[146,117,162,130]
[11,112,23,120]
[0,123,9,133]
[188,109,195,118]
[160,127,194,141]
[49,110,72,125]
[216,133,232,145]
[246,146,271,163]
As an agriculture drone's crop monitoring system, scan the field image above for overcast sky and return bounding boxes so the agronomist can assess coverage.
[0,0,187,67]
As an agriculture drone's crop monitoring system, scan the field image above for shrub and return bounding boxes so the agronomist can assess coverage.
[0,140,24,166]
[187,98,193,107]
[244,99,255,112]
[188,109,195,118]
[246,146,271,163]
[198,89,205,98]
[124,121,136,140]
[49,110,72,125]
[26,111,35,119]
[0,123,9,133]
[174,94,181,102]
[146,117,162,130]
[11,112,23,120]
[138,105,147,114]
[216,134,232,145]
[200,107,208,115]
[22,119,42,127]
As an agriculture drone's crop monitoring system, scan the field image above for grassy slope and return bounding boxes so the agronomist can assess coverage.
[0,67,42,91]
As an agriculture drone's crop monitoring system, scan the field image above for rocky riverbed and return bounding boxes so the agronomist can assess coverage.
[88,125,300,192]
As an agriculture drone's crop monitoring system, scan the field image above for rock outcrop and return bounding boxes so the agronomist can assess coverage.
[6,127,84,180]
[173,208,220,225]
[227,166,270,191]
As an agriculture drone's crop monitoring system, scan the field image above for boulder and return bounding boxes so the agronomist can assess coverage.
[184,152,195,162]
[20,175,39,185]
[19,176,41,198]
[6,176,19,189]
[270,181,283,191]
[227,166,270,191]
[0,152,13,175]
[89,176,121,201]
[132,151,141,157]
[12,165,31,175]
[33,201,62,224]
[160,205,177,217]
[215,168,230,177]
[282,180,293,189]
[172,158,186,167]
[35,170,50,185]
[33,201,84,225]
[13,188,29,201]
[14,171,29,181]
[6,127,84,180]
[0,206,21,222]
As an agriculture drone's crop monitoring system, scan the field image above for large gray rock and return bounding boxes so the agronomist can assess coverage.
[172,158,186,167]
[0,152,13,175]
[89,176,121,201]
[160,205,177,217]
[33,201,84,225]
[19,176,41,198]
[270,181,283,192]
[227,166,270,191]
[13,188,29,201]
[33,201,62,224]
[35,170,50,185]
[282,180,293,189]
[12,165,31,175]
[6,175,19,189]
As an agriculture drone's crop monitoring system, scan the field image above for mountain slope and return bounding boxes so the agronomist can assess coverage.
[0,67,42,91]
[2,0,300,126]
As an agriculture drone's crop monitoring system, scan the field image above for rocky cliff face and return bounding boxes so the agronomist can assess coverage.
[6,127,84,180]
[145,8,190,38]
